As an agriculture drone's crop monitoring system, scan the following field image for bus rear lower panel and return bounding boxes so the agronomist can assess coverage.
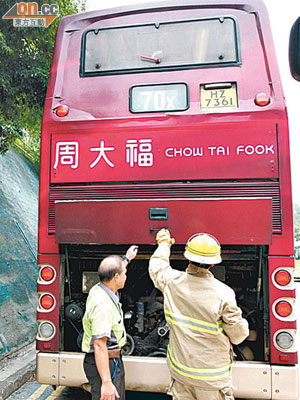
[35,243,300,399]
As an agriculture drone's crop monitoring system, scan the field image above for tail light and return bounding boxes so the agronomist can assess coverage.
[272,267,294,290]
[38,264,56,284]
[37,321,56,340]
[39,266,55,282]
[274,330,296,351]
[273,297,295,321]
[54,104,69,117]
[39,293,55,311]
[275,301,292,317]
[254,92,271,106]
[270,260,297,365]
[274,269,292,287]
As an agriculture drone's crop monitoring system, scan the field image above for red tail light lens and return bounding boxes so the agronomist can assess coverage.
[274,270,292,286]
[40,294,55,310]
[55,104,69,117]
[275,301,292,317]
[40,266,55,282]
[254,92,271,106]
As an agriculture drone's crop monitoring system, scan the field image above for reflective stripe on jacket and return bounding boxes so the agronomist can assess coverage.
[149,242,249,389]
[167,345,232,381]
[165,309,223,335]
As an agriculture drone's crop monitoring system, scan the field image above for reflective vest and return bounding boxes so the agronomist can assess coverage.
[82,283,127,353]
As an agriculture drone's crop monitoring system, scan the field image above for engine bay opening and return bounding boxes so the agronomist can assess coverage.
[60,244,269,362]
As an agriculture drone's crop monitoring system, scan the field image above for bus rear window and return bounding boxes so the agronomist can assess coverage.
[81,17,240,75]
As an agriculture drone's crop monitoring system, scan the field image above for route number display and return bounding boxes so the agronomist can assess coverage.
[130,83,188,113]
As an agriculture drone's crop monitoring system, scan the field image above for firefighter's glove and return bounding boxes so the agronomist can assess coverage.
[156,228,175,247]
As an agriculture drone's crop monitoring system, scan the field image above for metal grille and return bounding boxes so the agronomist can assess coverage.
[48,181,281,234]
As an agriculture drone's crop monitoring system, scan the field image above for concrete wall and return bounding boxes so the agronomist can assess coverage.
[0,149,38,360]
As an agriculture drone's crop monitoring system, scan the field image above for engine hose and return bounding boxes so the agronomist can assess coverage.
[148,351,167,357]
[121,334,135,356]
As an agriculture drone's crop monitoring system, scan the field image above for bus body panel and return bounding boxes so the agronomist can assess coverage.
[37,1,298,398]
[49,121,279,183]
[54,198,272,245]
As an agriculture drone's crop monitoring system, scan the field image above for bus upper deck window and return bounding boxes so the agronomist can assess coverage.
[80,16,240,76]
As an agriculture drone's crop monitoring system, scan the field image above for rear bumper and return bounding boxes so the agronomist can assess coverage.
[36,352,299,399]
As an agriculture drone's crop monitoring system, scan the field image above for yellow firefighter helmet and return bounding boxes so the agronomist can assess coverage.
[184,233,222,265]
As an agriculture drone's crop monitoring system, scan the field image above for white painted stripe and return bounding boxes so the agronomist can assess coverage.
[27,384,49,400]
[45,386,66,399]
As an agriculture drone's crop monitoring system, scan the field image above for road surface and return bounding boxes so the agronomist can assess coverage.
[6,382,170,400]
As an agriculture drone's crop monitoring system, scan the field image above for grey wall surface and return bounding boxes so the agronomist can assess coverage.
[0,149,39,360]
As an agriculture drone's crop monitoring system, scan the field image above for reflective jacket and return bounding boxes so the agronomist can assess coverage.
[149,242,249,389]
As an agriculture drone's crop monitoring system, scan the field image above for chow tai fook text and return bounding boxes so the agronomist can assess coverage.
[53,139,275,170]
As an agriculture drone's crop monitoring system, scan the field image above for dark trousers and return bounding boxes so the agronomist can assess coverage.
[84,353,125,400]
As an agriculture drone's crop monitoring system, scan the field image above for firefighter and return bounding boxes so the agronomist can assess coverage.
[149,229,249,400]
[82,246,138,400]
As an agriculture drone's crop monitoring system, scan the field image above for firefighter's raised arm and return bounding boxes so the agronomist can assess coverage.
[149,229,179,293]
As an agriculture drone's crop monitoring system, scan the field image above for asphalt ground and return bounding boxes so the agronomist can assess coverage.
[6,383,170,400]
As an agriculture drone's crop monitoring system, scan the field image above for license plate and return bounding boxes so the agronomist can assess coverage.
[200,83,237,109]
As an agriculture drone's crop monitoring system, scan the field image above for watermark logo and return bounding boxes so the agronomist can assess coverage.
[2,2,59,28]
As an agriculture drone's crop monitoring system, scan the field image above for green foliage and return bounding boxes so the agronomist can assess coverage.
[0,0,86,162]
[295,260,300,278]
[293,204,300,241]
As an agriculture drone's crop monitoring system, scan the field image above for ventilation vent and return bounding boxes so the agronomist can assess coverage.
[48,181,281,234]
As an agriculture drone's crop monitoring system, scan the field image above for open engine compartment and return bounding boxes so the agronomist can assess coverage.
[60,244,269,362]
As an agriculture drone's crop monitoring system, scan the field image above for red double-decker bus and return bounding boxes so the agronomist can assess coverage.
[36,0,299,398]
